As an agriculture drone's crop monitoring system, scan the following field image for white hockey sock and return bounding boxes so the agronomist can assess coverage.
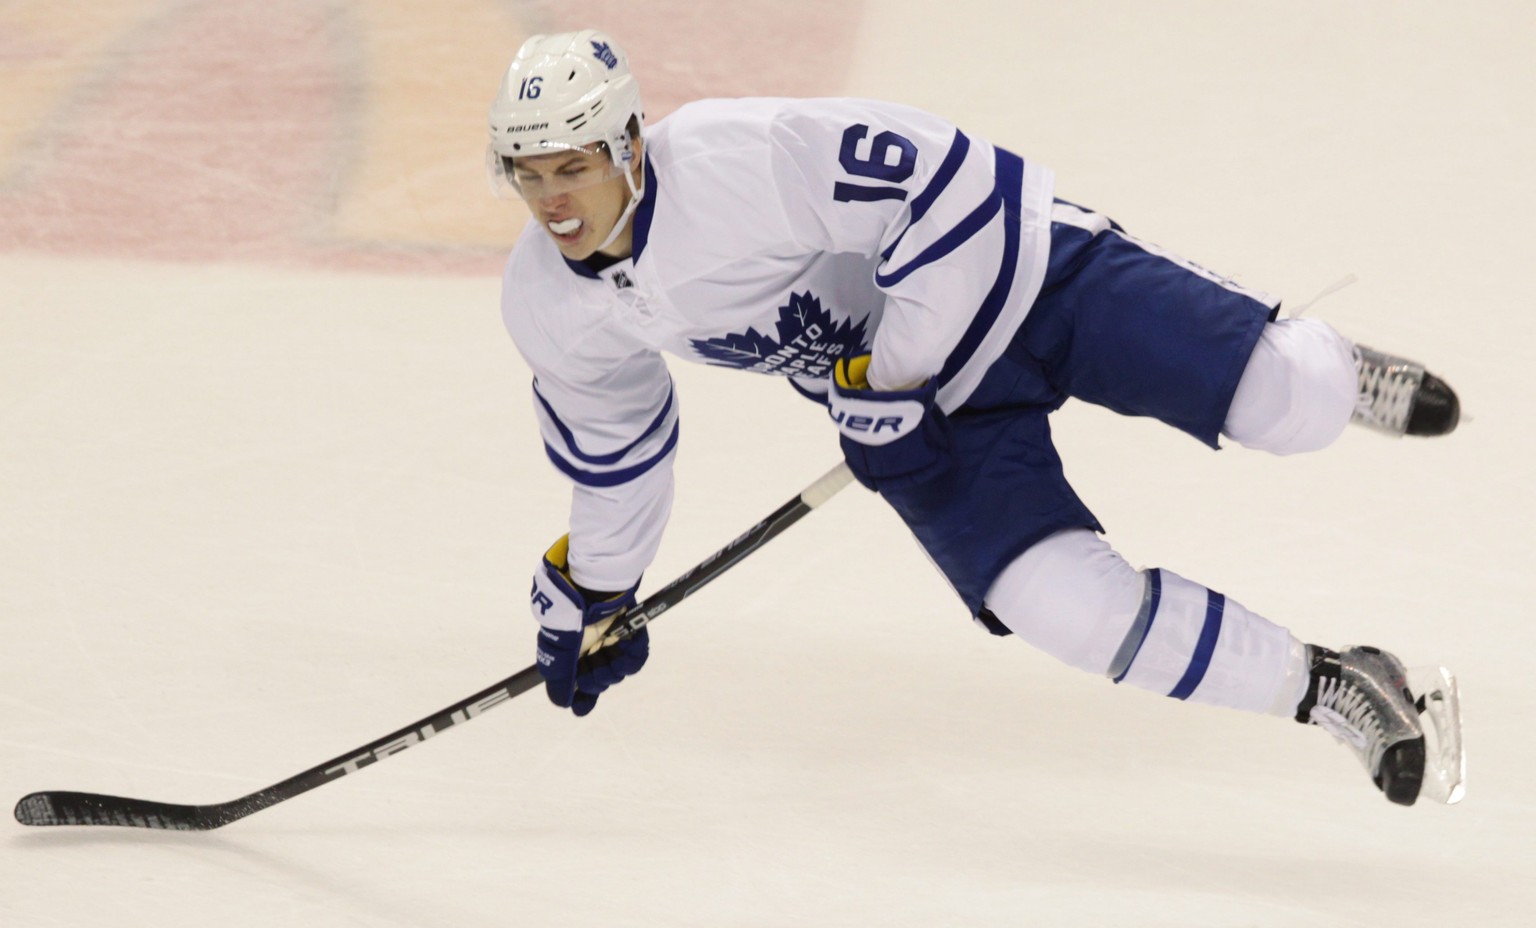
[985,530,1309,716]
[1108,569,1310,716]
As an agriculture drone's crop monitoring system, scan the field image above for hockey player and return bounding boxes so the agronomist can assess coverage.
[490,31,1464,805]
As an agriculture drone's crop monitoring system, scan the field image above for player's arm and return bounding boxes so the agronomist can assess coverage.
[770,99,1048,406]
[504,263,678,713]
[770,101,1040,490]
[529,358,678,593]
[522,358,677,715]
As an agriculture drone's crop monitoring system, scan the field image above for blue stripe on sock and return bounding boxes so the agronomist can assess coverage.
[1168,591,1226,700]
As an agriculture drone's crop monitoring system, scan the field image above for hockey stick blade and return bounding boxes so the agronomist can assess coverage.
[15,462,854,830]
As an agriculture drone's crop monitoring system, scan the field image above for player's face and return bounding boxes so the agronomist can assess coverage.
[509,146,638,261]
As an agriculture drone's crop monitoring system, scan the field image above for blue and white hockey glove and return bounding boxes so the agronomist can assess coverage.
[828,355,951,492]
[529,535,648,717]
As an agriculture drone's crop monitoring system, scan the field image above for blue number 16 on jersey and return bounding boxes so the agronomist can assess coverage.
[834,124,918,203]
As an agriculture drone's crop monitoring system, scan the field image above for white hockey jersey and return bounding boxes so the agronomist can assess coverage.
[501,97,1056,591]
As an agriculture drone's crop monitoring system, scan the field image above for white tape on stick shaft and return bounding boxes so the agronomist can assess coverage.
[801,461,854,508]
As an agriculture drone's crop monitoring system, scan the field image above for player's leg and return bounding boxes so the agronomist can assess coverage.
[870,384,1462,805]
[1224,319,1460,452]
[981,528,1462,805]
[1020,200,1459,451]
[1220,316,1355,454]
[982,529,1305,715]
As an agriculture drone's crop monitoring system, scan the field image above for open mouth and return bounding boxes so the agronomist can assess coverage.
[547,217,583,245]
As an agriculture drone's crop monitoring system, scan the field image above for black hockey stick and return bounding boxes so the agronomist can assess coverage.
[14,462,855,830]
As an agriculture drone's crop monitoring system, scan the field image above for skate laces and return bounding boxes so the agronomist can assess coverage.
[1354,347,1418,432]
[1308,675,1380,755]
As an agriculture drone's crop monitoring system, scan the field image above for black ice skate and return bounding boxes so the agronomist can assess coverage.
[1352,345,1460,436]
[1296,645,1465,806]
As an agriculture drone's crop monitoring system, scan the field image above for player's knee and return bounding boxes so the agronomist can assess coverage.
[983,529,1145,674]
[1224,318,1355,455]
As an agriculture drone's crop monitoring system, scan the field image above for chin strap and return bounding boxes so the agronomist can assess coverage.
[592,160,645,255]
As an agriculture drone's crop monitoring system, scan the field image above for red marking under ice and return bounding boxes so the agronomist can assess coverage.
[0,1,864,275]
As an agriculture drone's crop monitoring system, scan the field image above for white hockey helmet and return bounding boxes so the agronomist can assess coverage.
[486,30,644,201]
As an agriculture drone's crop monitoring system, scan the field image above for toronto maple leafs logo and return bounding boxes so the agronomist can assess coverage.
[591,41,618,69]
[690,291,870,379]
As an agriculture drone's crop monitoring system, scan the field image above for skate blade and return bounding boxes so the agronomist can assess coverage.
[1407,666,1465,804]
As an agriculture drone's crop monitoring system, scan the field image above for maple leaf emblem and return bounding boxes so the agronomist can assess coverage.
[690,292,870,379]
[591,41,618,69]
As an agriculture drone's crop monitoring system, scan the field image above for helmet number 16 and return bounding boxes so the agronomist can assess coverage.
[833,124,917,203]
[518,77,544,100]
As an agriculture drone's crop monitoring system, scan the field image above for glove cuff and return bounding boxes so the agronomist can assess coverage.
[829,356,948,490]
[532,535,638,632]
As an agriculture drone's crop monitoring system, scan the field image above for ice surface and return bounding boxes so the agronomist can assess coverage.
[4,1,1534,926]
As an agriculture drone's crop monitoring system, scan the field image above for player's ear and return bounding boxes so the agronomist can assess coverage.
[628,117,644,162]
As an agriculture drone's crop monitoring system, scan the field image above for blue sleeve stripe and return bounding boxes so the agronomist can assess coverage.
[881,130,972,261]
[1167,592,1226,700]
[909,130,971,225]
[1112,568,1162,684]
[934,148,1024,389]
[533,378,675,466]
[544,420,679,488]
[874,185,1002,289]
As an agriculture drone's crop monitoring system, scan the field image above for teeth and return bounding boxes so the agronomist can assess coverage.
[548,218,581,235]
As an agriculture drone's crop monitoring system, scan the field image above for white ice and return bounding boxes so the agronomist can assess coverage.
[3,2,1534,926]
